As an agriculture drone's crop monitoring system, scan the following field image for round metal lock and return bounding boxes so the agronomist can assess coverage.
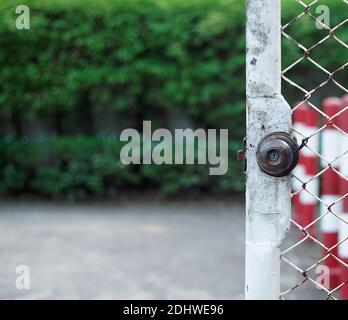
[256,132,299,177]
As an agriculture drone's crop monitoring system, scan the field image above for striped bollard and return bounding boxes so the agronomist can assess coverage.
[339,95,348,299]
[299,103,319,238]
[292,104,307,229]
[320,97,342,289]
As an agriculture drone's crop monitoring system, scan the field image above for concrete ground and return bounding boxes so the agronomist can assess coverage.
[0,199,325,299]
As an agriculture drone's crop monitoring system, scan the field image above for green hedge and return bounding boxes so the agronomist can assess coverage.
[0,0,346,198]
[0,137,244,199]
[0,0,246,137]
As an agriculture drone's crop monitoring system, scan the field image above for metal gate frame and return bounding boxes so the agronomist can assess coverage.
[245,0,292,299]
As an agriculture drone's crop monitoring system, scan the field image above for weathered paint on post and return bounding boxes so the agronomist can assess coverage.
[245,0,292,299]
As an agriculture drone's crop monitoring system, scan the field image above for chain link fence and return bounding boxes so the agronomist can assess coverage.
[280,0,348,300]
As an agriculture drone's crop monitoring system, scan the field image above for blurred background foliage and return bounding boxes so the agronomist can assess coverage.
[0,0,346,199]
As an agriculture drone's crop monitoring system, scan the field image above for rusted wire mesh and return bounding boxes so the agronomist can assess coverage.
[280,0,348,300]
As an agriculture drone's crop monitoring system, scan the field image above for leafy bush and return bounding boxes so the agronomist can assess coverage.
[0,0,246,137]
[0,137,243,199]
[0,138,138,199]
[0,0,346,198]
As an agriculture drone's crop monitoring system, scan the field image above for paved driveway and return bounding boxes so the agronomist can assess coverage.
[0,199,324,299]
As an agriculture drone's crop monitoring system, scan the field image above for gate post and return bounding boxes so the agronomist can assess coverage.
[245,0,292,299]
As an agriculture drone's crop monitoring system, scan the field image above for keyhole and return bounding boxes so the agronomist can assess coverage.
[270,151,279,162]
[267,149,282,165]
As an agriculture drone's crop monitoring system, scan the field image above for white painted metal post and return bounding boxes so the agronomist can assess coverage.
[245,0,292,299]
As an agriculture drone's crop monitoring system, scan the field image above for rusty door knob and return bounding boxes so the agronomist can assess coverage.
[256,132,299,177]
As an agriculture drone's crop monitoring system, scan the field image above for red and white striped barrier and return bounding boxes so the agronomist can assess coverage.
[293,102,319,238]
[292,96,348,296]
[339,95,348,299]
[301,105,319,238]
[320,97,342,289]
[292,104,307,229]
